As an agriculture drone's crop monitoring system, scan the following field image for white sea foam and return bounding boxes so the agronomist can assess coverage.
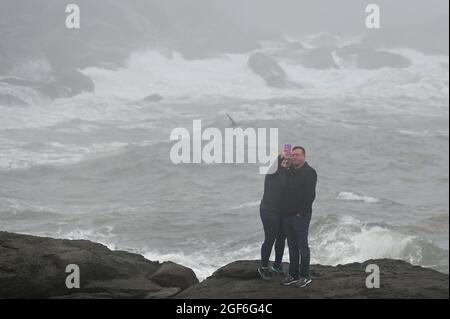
[0,138,131,171]
[310,215,435,267]
[79,46,448,102]
[336,192,381,204]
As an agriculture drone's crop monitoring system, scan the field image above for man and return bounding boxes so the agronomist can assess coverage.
[257,153,289,281]
[281,146,317,288]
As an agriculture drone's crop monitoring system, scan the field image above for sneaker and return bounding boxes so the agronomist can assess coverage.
[271,263,284,274]
[258,267,272,281]
[296,277,312,288]
[281,275,300,286]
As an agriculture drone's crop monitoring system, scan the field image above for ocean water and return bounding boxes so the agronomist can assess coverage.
[1,39,448,280]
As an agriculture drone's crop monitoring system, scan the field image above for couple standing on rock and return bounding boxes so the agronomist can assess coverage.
[258,145,317,288]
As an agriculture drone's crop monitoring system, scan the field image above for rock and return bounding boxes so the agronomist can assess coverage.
[0,231,198,298]
[335,45,411,69]
[84,276,163,296]
[56,69,95,96]
[304,32,342,48]
[284,41,305,51]
[40,69,95,99]
[361,14,449,55]
[0,68,95,101]
[52,292,118,299]
[283,41,305,51]
[212,260,260,279]
[0,93,28,107]
[294,44,410,70]
[0,77,37,87]
[176,259,449,299]
[149,262,199,290]
[2,231,447,299]
[298,47,339,69]
[145,287,182,299]
[247,52,298,88]
[142,94,163,103]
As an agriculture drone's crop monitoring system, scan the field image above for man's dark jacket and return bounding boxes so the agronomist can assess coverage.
[284,161,317,216]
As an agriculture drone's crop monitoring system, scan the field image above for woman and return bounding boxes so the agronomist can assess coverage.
[258,152,289,281]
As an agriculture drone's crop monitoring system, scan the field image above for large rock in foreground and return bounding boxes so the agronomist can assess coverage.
[0,232,198,298]
[1,232,448,299]
[176,259,449,299]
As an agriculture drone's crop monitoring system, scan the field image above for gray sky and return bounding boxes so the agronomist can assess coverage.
[1,0,448,71]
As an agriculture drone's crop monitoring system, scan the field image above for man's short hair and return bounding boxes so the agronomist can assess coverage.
[292,146,306,156]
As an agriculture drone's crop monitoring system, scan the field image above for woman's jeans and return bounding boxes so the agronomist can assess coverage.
[260,208,286,268]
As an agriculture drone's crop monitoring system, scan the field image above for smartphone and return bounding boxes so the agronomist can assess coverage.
[283,143,292,167]
[283,143,292,156]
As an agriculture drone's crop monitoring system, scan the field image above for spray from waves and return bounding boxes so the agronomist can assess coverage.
[32,226,119,251]
[336,192,380,204]
[0,59,54,107]
[0,138,133,171]
[80,46,448,102]
[0,81,46,107]
[310,215,449,273]
[143,250,218,281]
[143,242,262,281]
[83,51,268,100]
[126,215,450,279]
[159,215,448,278]
[6,59,54,84]
[141,214,449,279]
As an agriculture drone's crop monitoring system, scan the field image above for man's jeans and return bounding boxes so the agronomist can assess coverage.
[284,213,312,279]
[260,208,286,268]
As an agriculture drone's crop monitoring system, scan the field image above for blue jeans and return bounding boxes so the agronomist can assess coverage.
[260,208,286,268]
[284,213,312,279]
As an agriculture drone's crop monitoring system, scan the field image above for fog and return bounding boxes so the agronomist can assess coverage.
[1,0,448,72]
[0,0,449,280]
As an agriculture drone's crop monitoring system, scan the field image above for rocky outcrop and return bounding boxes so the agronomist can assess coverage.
[268,40,411,70]
[361,14,449,55]
[141,94,163,103]
[0,93,28,107]
[176,259,449,299]
[48,68,95,98]
[298,47,339,69]
[289,45,410,70]
[303,33,342,48]
[247,52,298,88]
[1,232,448,299]
[0,68,95,102]
[335,45,411,69]
[0,232,198,299]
